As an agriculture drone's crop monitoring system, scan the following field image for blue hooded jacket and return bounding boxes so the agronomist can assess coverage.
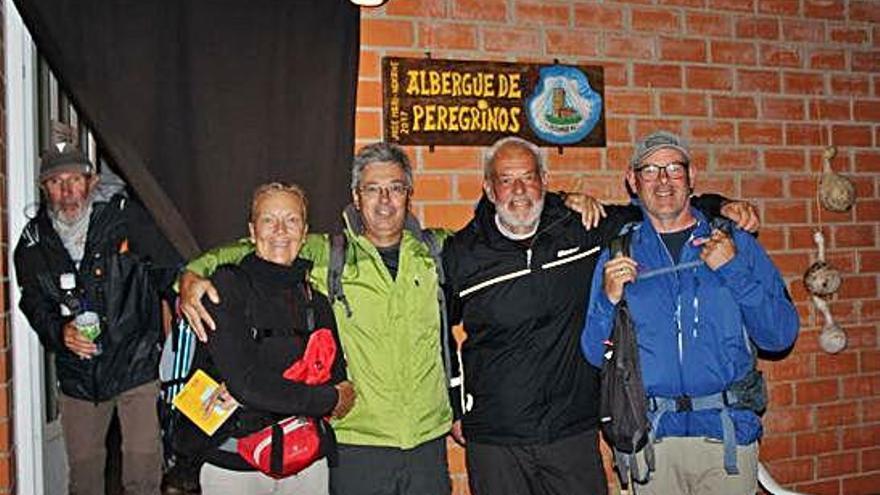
[581,208,798,445]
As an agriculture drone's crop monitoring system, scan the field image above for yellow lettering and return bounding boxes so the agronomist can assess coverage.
[483,73,495,98]
[498,74,509,98]
[508,74,522,98]
[509,108,521,133]
[412,105,424,131]
[447,106,459,132]
[428,71,441,96]
[452,72,462,97]
[441,71,452,96]
[424,104,436,131]
[437,105,448,130]
[406,70,422,96]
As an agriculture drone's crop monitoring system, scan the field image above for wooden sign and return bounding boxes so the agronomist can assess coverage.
[382,57,605,147]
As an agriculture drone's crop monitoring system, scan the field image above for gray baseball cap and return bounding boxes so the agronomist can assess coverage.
[39,143,94,182]
[630,131,691,169]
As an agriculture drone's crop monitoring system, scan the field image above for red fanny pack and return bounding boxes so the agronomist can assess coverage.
[236,328,337,478]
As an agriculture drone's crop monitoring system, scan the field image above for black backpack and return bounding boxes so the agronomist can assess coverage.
[599,228,654,487]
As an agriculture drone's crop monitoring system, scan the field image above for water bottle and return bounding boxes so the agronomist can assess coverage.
[59,273,81,316]
[76,302,103,357]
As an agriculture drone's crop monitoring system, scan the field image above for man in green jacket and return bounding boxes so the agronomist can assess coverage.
[179,143,459,495]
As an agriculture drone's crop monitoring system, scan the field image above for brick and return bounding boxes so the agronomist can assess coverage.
[797,430,840,456]
[546,147,604,172]
[783,71,826,95]
[659,37,706,63]
[854,151,880,172]
[803,0,845,19]
[606,90,652,115]
[843,424,880,449]
[481,27,541,54]
[758,0,799,15]
[360,50,381,78]
[765,199,809,223]
[413,174,452,201]
[764,355,814,382]
[817,451,857,476]
[762,97,805,120]
[831,74,871,96]
[452,0,507,21]
[635,119,684,138]
[816,401,860,427]
[422,146,482,170]
[762,458,814,484]
[386,0,446,17]
[817,352,859,377]
[603,62,628,86]
[686,12,733,37]
[760,44,802,68]
[861,249,880,270]
[362,19,415,47]
[782,19,826,43]
[423,203,473,230]
[514,1,570,26]
[856,199,880,223]
[545,29,600,57]
[854,100,880,122]
[574,3,624,30]
[809,99,851,121]
[834,224,876,248]
[456,174,484,201]
[831,125,873,147]
[863,448,880,472]
[795,480,840,495]
[355,111,381,139]
[710,0,755,12]
[633,64,682,88]
[711,41,757,66]
[742,176,782,195]
[853,51,880,72]
[713,96,758,119]
[829,26,870,45]
[356,79,382,108]
[688,121,735,144]
[605,34,654,59]
[659,92,707,117]
[809,49,847,70]
[767,381,793,407]
[736,17,780,40]
[851,1,880,23]
[738,69,781,93]
[739,122,783,145]
[785,123,825,146]
[796,378,840,405]
[418,23,477,51]
[686,66,733,91]
[760,434,793,459]
[632,8,681,34]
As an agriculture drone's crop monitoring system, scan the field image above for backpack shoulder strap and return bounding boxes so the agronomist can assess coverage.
[327,233,352,318]
[608,221,639,259]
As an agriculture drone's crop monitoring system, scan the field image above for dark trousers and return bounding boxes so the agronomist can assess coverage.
[330,436,451,495]
[466,428,608,495]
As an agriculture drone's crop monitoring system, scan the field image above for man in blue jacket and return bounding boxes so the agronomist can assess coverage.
[581,131,799,495]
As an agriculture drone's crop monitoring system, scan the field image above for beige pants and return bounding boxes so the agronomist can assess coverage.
[633,437,758,495]
[59,380,162,495]
[200,458,328,495]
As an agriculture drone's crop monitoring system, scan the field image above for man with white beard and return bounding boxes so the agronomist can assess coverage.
[14,144,180,495]
[442,137,758,495]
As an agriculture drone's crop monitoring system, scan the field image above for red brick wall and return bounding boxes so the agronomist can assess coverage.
[0,1,14,492]
[357,1,880,494]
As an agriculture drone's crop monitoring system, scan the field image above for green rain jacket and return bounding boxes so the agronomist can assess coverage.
[186,205,454,449]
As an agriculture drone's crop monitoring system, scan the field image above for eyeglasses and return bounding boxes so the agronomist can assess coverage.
[358,182,411,199]
[634,162,689,181]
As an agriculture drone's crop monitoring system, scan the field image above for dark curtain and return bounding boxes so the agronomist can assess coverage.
[15,0,360,258]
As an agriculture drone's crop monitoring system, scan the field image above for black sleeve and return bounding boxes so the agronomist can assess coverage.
[206,272,338,417]
[596,204,642,245]
[440,238,464,420]
[13,231,68,353]
[124,199,184,294]
[690,194,727,221]
[313,293,347,384]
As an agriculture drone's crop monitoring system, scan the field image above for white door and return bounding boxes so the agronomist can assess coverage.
[5,3,68,494]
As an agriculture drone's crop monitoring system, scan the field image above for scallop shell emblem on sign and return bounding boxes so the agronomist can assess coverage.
[525,66,603,145]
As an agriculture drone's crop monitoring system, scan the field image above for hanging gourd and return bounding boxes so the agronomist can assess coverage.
[818,146,856,212]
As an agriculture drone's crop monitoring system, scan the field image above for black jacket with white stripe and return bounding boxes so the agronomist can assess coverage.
[444,192,724,445]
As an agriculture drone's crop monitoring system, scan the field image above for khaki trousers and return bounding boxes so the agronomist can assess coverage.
[59,380,162,495]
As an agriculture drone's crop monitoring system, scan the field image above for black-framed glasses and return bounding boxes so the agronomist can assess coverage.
[634,162,689,181]
[358,182,411,199]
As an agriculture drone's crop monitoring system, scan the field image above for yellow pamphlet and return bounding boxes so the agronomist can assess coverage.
[172,369,238,436]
